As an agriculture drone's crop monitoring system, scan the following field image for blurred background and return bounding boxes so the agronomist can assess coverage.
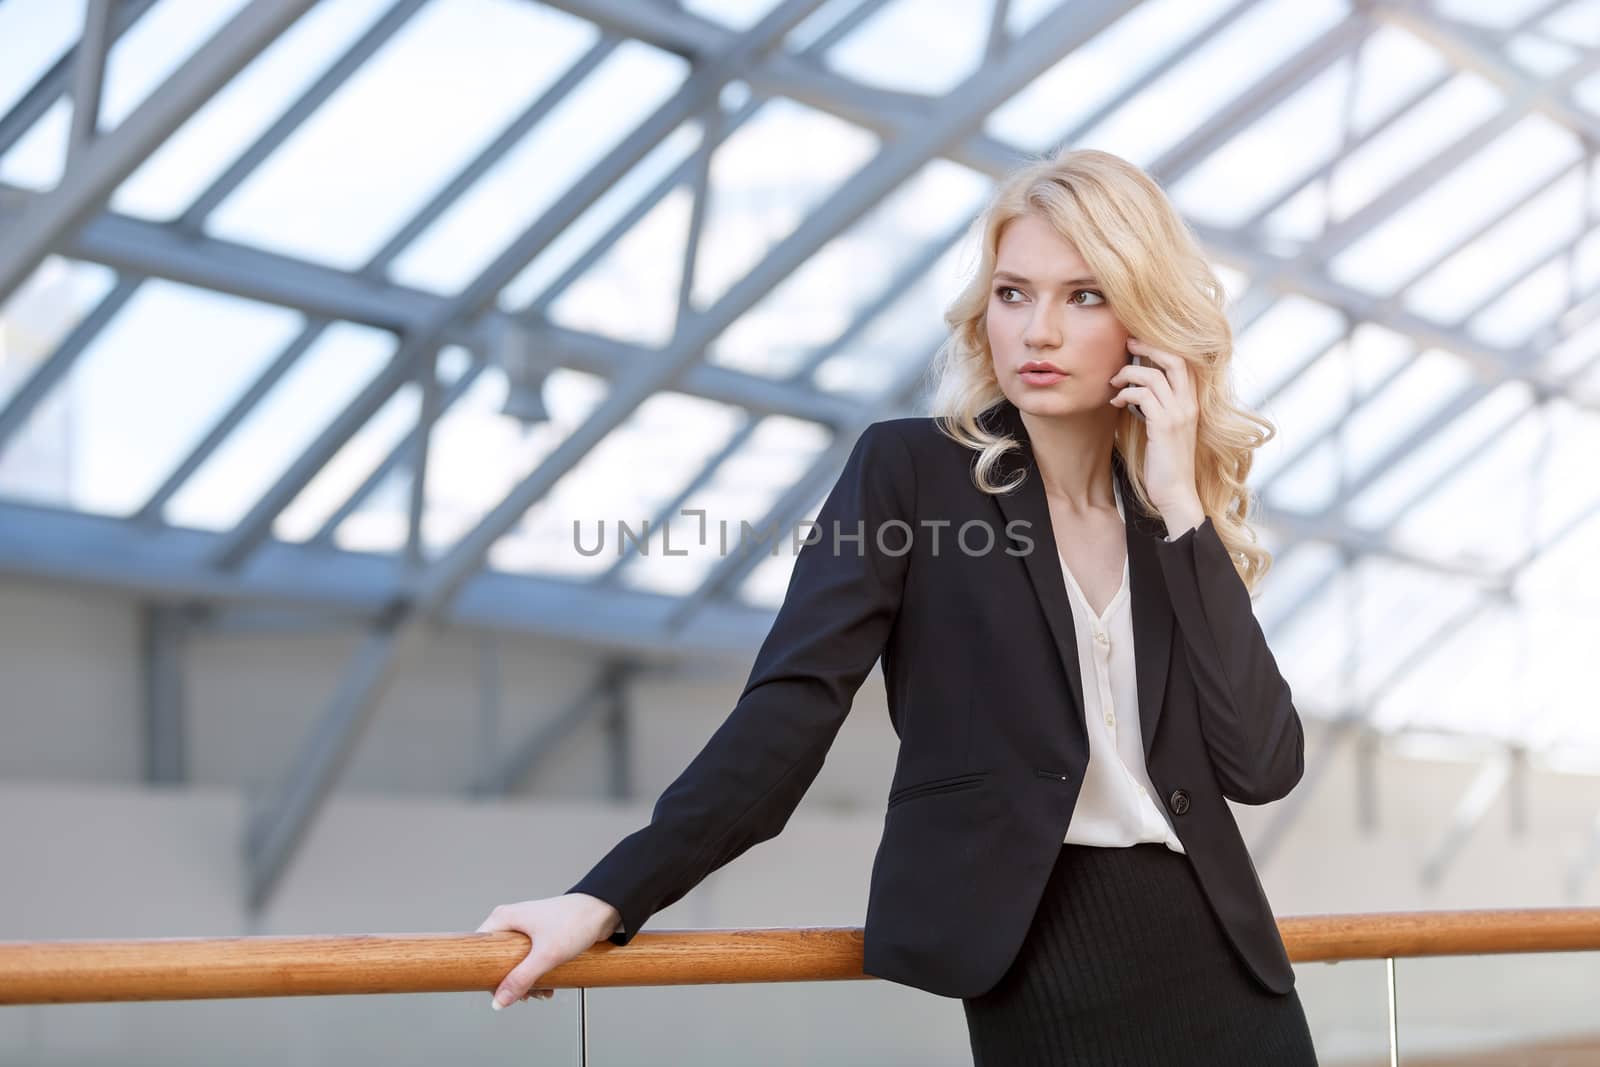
[2,0,1599,1063]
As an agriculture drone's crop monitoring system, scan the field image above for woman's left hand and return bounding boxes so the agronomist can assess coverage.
[1108,339,1206,534]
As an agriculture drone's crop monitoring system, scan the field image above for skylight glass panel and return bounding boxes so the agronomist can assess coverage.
[98,0,253,125]
[1403,164,1587,324]
[784,0,870,52]
[1542,0,1600,47]
[822,0,992,95]
[682,0,787,31]
[1346,24,1454,123]
[740,483,827,610]
[811,238,968,398]
[1387,402,1556,570]
[1071,0,1350,171]
[0,97,68,190]
[1572,68,1600,119]
[1329,115,1581,297]
[1468,252,1586,348]
[0,258,117,507]
[1505,32,1582,77]
[1525,400,1600,547]
[1003,0,1063,38]
[162,322,395,531]
[1277,557,1484,715]
[23,280,304,517]
[1538,308,1600,379]
[491,399,805,587]
[1338,346,1479,483]
[327,366,594,556]
[1261,72,1502,242]
[620,414,829,597]
[711,157,989,379]
[1171,59,1362,229]
[1433,0,1583,30]
[207,0,597,271]
[1371,603,1592,745]
[1231,295,1351,407]
[544,399,749,586]
[112,0,393,221]
[0,257,117,409]
[1347,379,1533,530]
[496,123,703,313]
[687,97,878,314]
[1573,357,1600,408]
[1214,261,1250,305]
[389,39,688,297]
[0,0,81,119]
[544,184,692,351]
[2,0,260,191]
[275,384,421,545]
[1257,540,1342,629]
[1515,487,1600,606]
[1369,601,1516,742]
[983,0,1241,153]
[1264,564,1358,714]
[1250,335,1421,508]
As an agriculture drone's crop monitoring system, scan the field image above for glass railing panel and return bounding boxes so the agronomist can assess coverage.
[580,976,973,1065]
[0,991,584,1066]
[1292,957,1396,1065]
[1391,950,1600,1064]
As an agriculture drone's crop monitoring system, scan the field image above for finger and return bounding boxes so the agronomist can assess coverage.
[1121,347,1177,408]
[495,951,556,1007]
[1112,385,1159,414]
[1131,340,1193,408]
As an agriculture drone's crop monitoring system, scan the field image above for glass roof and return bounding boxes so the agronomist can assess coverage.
[3,0,1600,766]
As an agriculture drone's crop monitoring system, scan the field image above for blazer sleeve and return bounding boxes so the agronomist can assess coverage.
[566,421,916,943]
[1153,514,1304,805]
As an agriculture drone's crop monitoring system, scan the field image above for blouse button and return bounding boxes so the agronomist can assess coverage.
[1094,631,1108,645]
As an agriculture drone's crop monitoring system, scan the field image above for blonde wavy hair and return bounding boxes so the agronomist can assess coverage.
[929,147,1278,593]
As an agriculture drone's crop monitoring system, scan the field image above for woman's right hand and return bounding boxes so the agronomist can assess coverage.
[476,892,622,1009]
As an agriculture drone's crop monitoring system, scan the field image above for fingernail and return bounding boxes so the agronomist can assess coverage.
[491,994,504,1011]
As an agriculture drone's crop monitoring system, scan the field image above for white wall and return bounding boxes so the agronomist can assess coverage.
[2,576,1598,1064]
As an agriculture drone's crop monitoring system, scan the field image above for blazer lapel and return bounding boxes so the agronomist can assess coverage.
[982,399,1175,764]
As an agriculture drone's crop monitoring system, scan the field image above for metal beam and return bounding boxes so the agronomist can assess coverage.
[66,0,116,162]
[139,603,188,784]
[0,0,318,302]
[0,0,159,157]
[240,0,841,912]
[470,663,637,797]
[0,499,778,660]
[309,360,490,546]
[662,342,934,633]
[0,0,428,460]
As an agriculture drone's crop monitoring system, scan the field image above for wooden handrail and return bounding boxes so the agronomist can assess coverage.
[3,908,1599,1005]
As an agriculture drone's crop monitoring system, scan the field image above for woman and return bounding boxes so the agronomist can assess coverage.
[477,148,1319,1064]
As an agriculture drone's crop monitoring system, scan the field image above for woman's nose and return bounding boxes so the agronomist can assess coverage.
[1023,310,1062,348]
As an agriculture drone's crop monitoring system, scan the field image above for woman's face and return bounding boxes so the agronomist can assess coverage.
[985,213,1132,419]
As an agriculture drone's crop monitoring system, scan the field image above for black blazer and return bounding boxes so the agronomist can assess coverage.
[568,396,1306,1000]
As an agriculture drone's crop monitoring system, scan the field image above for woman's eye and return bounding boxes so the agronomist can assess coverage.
[1071,289,1106,306]
[995,286,1022,303]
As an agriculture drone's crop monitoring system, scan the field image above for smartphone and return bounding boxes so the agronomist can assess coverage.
[1125,350,1147,421]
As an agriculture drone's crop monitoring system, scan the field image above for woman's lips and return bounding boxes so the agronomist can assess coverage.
[1020,369,1066,386]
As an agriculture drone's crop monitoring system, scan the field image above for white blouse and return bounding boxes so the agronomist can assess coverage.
[1057,477,1186,855]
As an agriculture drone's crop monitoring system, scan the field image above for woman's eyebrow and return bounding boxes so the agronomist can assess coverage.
[992,270,1100,286]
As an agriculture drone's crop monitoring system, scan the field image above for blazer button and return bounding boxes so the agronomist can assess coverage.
[1168,789,1190,816]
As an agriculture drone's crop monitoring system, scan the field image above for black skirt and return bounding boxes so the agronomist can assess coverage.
[961,841,1319,1066]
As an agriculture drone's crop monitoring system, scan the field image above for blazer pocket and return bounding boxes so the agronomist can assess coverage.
[887,770,990,809]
